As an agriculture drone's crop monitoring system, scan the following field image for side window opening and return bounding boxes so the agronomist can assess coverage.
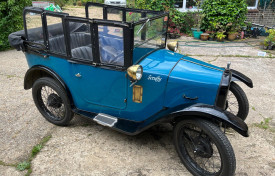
[68,21,92,62]
[46,15,66,55]
[98,25,124,66]
[107,8,123,21]
[25,11,44,44]
[87,6,103,19]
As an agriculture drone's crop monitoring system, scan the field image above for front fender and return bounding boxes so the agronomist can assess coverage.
[171,104,249,137]
[231,69,253,88]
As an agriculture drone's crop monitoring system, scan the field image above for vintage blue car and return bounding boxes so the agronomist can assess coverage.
[9,3,253,176]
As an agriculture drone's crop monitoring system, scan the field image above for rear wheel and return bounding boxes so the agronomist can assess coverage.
[173,119,236,176]
[226,82,249,121]
[32,77,73,126]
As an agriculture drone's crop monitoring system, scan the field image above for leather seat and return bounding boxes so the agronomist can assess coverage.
[71,46,93,61]
[99,36,124,66]
[49,35,66,54]
[100,45,124,66]
[49,33,91,54]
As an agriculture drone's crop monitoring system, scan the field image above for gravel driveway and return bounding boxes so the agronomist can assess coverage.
[0,39,274,176]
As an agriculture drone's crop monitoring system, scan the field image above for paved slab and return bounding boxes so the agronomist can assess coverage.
[0,165,26,176]
[0,50,56,164]
[176,37,275,58]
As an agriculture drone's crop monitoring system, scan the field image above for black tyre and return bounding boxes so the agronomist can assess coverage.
[32,77,73,126]
[174,118,236,176]
[226,82,249,121]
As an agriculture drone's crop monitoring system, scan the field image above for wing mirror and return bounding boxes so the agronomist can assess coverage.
[127,65,143,82]
[167,41,178,52]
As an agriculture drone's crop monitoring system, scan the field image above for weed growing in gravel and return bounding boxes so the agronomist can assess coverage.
[31,135,52,158]
[254,118,272,130]
[31,144,43,157]
[14,134,52,175]
[16,161,30,171]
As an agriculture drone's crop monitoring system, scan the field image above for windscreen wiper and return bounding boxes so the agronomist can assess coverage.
[136,19,150,35]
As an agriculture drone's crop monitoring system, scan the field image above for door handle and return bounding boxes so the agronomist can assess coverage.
[75,73,82,78]
[183,94,198,100]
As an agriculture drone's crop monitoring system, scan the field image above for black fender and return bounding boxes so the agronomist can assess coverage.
[231,69,253,88]
[171,104,249,137]
[24,65,75,108]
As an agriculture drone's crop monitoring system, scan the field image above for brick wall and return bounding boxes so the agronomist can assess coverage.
[246,6,275,27]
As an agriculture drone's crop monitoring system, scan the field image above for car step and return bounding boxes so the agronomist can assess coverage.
[93,113,118,127]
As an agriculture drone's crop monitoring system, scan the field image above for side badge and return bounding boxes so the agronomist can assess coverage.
[148,75,162,82]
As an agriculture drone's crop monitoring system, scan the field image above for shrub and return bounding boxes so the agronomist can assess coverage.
[201,0,247,32]
[52,0,67,8]
[264,29,275,49]
[0,0,32,51]
[77,1,82,6]
[169,10,195,36]
[134,0,194,37]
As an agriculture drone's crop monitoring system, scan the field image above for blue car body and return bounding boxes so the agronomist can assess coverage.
[25,49,223,120]
[9,4,252,138]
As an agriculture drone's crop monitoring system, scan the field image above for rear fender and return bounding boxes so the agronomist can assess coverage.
[24,65,75,108]
[231,69,253,88]
[171,104,249,137]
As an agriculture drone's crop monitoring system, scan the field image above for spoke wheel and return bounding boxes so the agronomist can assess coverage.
[32,77,73,126]
[174,119,236,176]
[226,82,249,121]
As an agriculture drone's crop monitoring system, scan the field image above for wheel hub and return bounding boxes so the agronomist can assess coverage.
[47,93,62,108]
[193,136,213,158]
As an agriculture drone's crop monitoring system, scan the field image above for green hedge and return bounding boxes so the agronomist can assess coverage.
[201,0,248,31]
[133,0,195,36]
[0,0,32,51]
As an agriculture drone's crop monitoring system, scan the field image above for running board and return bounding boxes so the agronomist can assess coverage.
[93,113,118,127]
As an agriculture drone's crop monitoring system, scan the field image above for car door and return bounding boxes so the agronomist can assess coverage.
[67,20,128,111]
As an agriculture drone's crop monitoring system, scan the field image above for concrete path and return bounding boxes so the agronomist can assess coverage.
[0,39,274,175]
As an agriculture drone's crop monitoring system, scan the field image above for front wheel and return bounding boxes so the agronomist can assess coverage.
[32,77,74,126]
[226,82,249,121]
[174,119,236,176]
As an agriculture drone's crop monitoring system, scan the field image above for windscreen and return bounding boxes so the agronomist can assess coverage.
[133,16,168,63]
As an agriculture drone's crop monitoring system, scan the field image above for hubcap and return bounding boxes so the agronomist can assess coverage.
[181,125,222,174]
[40,86,65,120]
[193,136,213,158]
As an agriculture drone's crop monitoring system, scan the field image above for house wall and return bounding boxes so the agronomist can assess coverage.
[246,6,275,27]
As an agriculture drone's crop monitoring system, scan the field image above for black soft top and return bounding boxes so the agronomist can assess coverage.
[9,19,83,51]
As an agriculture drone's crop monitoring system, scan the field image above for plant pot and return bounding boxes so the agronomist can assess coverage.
[193,31,203,39]
[228,33,237,41]
[268,45,273,50]
[217,37,225,42]
[263,46,268,50]
[73,2,76,6]
[200,33,209,41]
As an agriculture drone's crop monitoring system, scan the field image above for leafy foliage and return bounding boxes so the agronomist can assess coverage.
[201,0,248,32]
[0,0,32,51]
[134,0,195,36]
[264,29,275,48]
[52,0,67,7]
[16,161,31,171]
